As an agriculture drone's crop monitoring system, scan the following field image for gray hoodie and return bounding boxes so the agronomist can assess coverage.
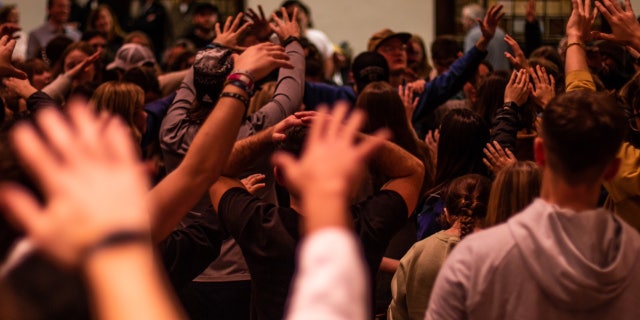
[426,198,640,320]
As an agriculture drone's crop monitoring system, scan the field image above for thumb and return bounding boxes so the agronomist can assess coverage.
[590,31,616,42]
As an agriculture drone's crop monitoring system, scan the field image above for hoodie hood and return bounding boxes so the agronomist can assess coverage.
[508,199,640,311]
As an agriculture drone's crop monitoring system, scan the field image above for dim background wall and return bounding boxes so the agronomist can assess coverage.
[16,0,435,60]
[14,0,640,63]
[245,0,435,57]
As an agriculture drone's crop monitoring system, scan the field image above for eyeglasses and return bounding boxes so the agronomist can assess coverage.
[378,44,407,53]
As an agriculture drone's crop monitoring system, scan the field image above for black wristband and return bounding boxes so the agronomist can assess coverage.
[503,101,519,110]
[224,79,255,97]
[282,36,301,47]
[220,91,249,110]
[82,231,150,262]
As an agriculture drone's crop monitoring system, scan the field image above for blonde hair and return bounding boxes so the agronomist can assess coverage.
[485,161,541,227]
[90,81,145,142]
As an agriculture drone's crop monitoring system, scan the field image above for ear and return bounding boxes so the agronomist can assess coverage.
[534,137,545,167]
[602,157,621,181]
[274,166,286,186]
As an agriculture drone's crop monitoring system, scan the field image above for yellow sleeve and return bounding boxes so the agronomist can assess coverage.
[565,70,596,92]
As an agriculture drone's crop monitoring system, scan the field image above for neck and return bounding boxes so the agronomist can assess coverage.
[443,220,461,236]
[289,195,302,213]
[49,19,64,31]
[539,168,602,212]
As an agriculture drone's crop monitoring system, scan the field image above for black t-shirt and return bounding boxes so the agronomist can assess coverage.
[218,187,409,320]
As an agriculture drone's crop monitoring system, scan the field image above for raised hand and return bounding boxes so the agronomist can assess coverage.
[241,173,266,194]
[504,34,528,69]
[483,140,517,175]
[0,103,150,267]
[593,0,640,50]
[270,7,301,42]
[245,5,272,42]
[504,69,530,107]
[399,85,418,122]
[0,35,26,79]
[479,4,505,40]
[2,76,37,99]
[272,113,311,141]
[529,65,555,108]
[65,50,100,79]
[425,129,439,167]
[406,79,426,95]
[566,0,597,43]
[0,23,20,38]
[233,42,293,81]
[272,102,389,198]
[214,12,252,51]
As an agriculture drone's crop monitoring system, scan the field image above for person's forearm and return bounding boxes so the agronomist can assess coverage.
[41,74,72,104]
[223,127,275,177]
[564,35,590,75]
[475,35,490,52]
[149,84,248,241]
[368,136,424,182]
[85,243,185,320]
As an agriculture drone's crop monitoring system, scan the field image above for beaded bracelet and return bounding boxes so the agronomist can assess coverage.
[220,91,249,109]
[282,35,302,47]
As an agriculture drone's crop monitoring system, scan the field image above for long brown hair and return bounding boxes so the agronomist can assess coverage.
[90,81,145,143]
[485,161,541,227]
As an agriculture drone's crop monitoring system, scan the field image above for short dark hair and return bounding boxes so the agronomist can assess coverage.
[542,90,626,184]
[276,126,308,159]
[431,35,462,65]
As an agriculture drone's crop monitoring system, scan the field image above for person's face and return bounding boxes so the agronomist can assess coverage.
[49,0,70,24]
[193,10,218,31]
[406,39,423,65]
[286,5,309,29]
[87,35,108,56]
[462,63,490,104]
[64,49,95,83]
[7,8,19,24]
[94,8,113,34]
[32,71,52,90]
[377,38,407,72]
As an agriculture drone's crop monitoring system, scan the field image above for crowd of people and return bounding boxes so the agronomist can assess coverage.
[1,0,640,319]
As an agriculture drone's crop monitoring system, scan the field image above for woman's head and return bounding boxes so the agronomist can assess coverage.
[473,74,508,125]
[52,42,100,86]
[22,59,52,90]
[90,81,146,142]
[486,161,541,227]
[443,174,491,239]
[87,5,124,39]
[436,108,489,186]
[356,81,418,152]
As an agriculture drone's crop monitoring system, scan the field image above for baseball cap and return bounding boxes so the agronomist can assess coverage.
[367,29,412,52]
[352,51,389,91]
[106,43,157,71]
[193,46,234,102]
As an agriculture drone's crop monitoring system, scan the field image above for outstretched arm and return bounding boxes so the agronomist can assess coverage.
[0,104,185,320]
[149,43,294,241]
[565,0,597,92]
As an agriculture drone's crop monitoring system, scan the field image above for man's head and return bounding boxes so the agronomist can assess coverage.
[461,3,484,31]
[192,2,218,32]
[351,51,389,93]
[368,29,411,74]
[536,90,626,185]
[431,35,463,75]
[47,0,70,25]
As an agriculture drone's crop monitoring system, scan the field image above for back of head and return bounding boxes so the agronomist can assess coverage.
[276,126,309,159]
[90,81,145,141]
[122,66,161,103]
[486,161,541,227]
[436,108,489,186]
[444,173,491,239]
[461,3,485,29]
[431,35,462,71]
[542,90,626,185]
[473,74,508,125]
[530,46,564,75]
[351,52,389,92]
[45,35,74,66]
[355,81,418,155]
